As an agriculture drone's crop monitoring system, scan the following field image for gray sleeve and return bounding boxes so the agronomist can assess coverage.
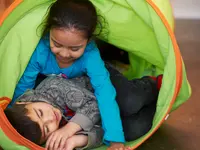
[69,98,100,131]
[70,76,94,93]
[37,76,101,131]
[76,125,104,150]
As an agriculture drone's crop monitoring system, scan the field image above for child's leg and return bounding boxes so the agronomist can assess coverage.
[105,63,160,116]
[64,135,88,150]
[122,101,157,141]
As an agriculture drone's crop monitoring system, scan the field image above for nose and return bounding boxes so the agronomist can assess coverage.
[59,49,70,58]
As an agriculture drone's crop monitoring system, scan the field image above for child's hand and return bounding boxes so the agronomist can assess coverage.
[45,122,82,150]
[107,143,131,150]
[45,126,70,150]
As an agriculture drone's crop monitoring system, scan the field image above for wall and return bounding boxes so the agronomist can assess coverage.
[170,0,200,19]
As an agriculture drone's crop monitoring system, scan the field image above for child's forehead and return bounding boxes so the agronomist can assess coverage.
[27,101,50,107]
[50,28,88,45]
[24,102,51,113]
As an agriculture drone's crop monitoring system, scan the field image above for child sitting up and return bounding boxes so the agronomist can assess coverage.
[5,64,162,150]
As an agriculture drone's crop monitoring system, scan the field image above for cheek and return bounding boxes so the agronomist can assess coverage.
[51,47,60,54]
[50,41,59,54]
[49,122,59,133]
[45,123,59,140]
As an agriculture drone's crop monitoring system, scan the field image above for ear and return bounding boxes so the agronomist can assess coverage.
[15,102,32,105]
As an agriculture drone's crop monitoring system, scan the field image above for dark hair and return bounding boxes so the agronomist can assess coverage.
[42,0,102,39]
[4,104,42,144]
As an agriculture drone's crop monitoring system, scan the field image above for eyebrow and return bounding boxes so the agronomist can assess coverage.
[51,37,83,48]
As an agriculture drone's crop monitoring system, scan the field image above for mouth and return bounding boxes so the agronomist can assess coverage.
[56,55,73,62]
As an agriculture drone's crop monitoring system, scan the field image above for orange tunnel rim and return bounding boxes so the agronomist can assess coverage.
[131,0,183,149]
[0,0,23,26]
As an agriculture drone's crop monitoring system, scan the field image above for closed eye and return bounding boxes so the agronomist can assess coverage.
[70,46,83,51]
[54,42,62,48]
[34,109,40,118]
[51,38,62,48]
[44,126,49,138]
[39,109,43,117]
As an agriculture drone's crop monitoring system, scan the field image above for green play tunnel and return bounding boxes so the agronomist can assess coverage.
[0,0,191,150]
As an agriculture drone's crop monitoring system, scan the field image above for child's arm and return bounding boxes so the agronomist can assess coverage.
[69,94,100,131]
[61,134,88,150]
[45,122,82,150]
[84,41,125,144]
[46,88,100,150]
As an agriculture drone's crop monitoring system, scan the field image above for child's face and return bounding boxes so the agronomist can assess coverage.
[50,28,88,65]
[24,102,62,143]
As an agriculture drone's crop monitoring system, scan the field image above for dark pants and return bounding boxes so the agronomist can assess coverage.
[105,64,158,141]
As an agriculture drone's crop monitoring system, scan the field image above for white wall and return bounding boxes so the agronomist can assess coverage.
[170,0,200,19]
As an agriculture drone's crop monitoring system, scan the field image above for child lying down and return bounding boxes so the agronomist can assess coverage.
[5,64,162,150]
[7,75,104,150]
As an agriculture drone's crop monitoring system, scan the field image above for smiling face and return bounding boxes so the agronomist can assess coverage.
[24,102,62,144]
[49,28,88,67]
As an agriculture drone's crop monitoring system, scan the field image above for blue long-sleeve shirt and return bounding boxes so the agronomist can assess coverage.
[12,38,125,144]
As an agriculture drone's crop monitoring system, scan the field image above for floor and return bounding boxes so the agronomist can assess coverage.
[0,2,200,150]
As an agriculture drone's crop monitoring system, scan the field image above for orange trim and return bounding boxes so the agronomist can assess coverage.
[130,0,183,149]
[0,108,44,150]
[0,0,23,26]
[0,0,182,150]
[0,97,11,110]
[0,101,9,110]
[0,97,11,102]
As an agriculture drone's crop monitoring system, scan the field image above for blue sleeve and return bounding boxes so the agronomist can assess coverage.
[84,41,125,144]
[12,44,41,103]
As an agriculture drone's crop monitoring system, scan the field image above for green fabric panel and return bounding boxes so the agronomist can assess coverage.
[124,32,177,148]
[0,0,54,43]
[91,0,132,12]
[125,1,155,30]
[0,129,29,150]
[146,1,191,110]
[0,4,51,99]
[151,0,174,30]
[171,61,192,111]
[147,4,169,65]
[144,3,191,111]
[92,0,164,79]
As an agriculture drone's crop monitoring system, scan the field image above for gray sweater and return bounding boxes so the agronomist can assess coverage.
[17,76,100,131]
